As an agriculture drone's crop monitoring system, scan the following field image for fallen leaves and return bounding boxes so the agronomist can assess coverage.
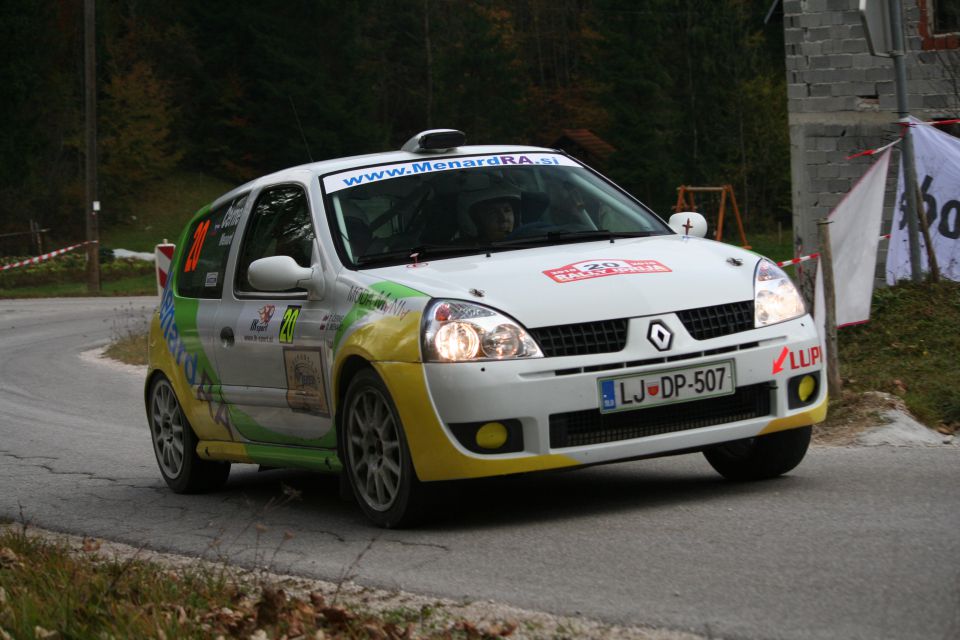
[81,537,101,553]
[33,627,59,640]
[319,605,355,626]
[0,528,528,640]
[447,619,518,639]
[256,586,286,626]
[0,548,21,569]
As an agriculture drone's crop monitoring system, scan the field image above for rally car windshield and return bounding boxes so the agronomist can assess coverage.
[322,152,671,268]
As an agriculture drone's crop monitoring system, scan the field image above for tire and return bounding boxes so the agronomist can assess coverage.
[341,369,424,528]
[148,375,230,493]
[704,426,812,482]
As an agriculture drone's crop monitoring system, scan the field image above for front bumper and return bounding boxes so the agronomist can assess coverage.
[382,314,825,482]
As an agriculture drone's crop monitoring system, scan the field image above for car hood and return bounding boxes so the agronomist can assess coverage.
[361,236,761,328]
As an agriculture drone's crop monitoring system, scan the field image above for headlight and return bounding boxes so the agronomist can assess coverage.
[422,300,543,362]
[754,259,806,327]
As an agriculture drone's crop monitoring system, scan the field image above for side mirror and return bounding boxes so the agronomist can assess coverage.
[248,256,323,298]
[668,212,708,238]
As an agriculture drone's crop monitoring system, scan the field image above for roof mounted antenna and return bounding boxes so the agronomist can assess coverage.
[401,129,465,153]
[289,95,314,162]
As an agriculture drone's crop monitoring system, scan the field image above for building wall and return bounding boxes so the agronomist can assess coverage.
[783,0,959,295]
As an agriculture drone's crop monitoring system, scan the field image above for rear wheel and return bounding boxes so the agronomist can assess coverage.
[148,375,230,493]
[342,369,424,528]
[704,426,812,481]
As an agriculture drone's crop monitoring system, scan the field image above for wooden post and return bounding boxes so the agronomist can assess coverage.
[84,0,100,293]
[915,184,940,283]
[29,220,38,254]
[817,220,842,400]
[716,188,728,242]
[726,185,751,249]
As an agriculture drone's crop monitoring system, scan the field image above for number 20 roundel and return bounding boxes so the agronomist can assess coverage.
[543,259,671,283]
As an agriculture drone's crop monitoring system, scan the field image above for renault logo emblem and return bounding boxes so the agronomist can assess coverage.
[647,320,673,351]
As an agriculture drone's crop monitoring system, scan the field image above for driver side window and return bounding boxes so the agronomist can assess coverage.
[235,185,316,294]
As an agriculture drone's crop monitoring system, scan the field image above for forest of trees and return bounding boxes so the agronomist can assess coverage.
[0,0,790,246]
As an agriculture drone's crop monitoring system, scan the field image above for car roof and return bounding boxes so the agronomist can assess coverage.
[208,143,558,211]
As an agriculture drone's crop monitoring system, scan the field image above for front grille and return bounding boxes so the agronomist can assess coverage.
[529,318,628,357]
[676,301,754,340]
[549,383,771,448]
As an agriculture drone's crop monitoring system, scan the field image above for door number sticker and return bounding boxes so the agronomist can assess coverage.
[183,219,211,273]
[279,305,301,344]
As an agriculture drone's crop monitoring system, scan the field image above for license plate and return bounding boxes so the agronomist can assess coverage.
[598,360,736,413]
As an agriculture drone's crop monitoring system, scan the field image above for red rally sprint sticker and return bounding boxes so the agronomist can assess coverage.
[543,259,671,283]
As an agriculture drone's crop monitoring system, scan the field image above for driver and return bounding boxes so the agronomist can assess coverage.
[470,195,518,242]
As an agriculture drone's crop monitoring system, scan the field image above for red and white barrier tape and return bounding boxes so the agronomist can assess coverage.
[909,118,960,127]
[777,253,820,267]
[846,118,960,160]
[0,241,96,272]
[845,137,901,160]
[777,234,891,268]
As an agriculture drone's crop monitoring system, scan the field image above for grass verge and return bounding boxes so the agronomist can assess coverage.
[0,526,526,640]
[836,279,960,429]
[100,172,234,252]
[733,230,794,263]
[0,273,157,298]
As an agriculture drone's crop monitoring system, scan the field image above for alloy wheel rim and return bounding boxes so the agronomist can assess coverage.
[346,388,402,511]
[151,380,185,478]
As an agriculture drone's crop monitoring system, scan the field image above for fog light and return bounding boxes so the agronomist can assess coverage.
[787,371,820,409]
[448,419,523,454]
[476,422,508,450]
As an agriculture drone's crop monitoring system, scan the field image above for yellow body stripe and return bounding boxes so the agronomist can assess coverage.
[195,441,253,463]
[375,361,580,481]
[147,313,231,442]
[757,394,828,435]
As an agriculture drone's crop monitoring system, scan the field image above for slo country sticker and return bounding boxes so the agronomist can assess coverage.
[772,345,822,374]
[544,259,671,283]
[279,305,301,344]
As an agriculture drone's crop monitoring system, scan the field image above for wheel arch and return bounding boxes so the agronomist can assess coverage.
[144,367,167,415]
[334,355,375,447]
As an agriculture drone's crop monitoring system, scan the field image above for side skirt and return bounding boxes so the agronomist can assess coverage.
[197,440,342,473]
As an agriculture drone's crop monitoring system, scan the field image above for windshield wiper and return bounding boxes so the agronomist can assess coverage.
[492,229,658,248]
[355,244,483,266]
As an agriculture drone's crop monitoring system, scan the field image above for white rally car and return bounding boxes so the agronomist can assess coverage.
[146,129,825,527]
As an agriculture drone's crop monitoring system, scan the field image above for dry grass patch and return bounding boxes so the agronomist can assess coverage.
[104,331,148,367]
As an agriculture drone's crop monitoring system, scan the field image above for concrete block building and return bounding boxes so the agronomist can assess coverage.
[782,0,959,293]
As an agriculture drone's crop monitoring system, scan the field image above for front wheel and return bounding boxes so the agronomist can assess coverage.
[341,369,424,528]
[148,375,230,493]
[704,426,812,481]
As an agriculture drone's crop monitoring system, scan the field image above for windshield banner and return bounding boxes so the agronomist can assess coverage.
[323,153,580,193]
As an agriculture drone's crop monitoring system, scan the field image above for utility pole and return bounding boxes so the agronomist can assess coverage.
[888,0,923,282]
[860,0,924,282]
[84,0,100,292]
[817,220,842,400]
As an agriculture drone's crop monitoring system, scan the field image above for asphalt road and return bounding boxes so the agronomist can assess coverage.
[1,296,958,640]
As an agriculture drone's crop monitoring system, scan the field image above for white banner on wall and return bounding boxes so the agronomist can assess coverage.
[886,118,960,283]
[816,148,892,334]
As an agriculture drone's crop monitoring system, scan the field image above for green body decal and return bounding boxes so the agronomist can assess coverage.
[228,403,337,448]
[333,281,426,352]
